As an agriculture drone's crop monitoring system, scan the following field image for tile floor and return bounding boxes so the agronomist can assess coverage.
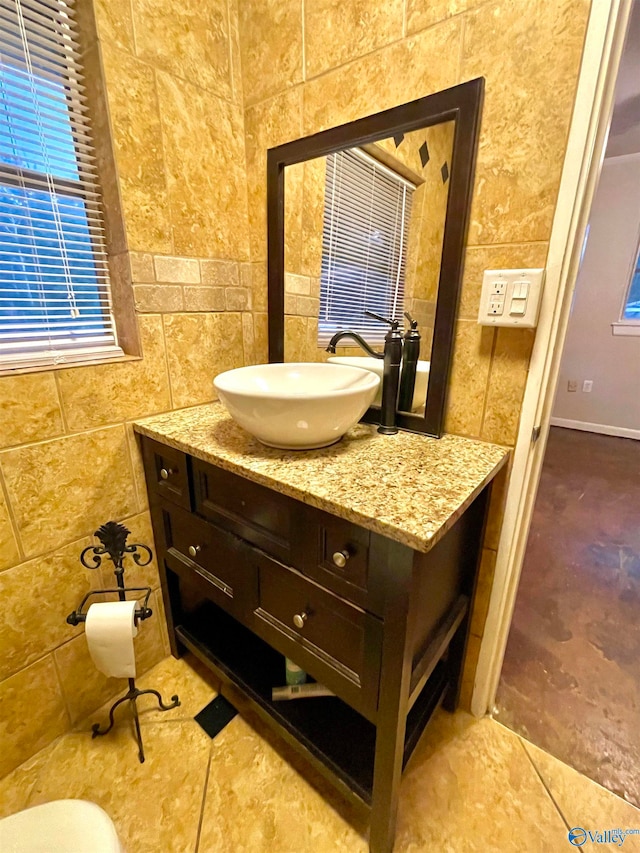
[2,654,640,852]
[497,428,640,806]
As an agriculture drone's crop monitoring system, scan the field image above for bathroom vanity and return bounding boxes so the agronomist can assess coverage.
[135,404,508,853]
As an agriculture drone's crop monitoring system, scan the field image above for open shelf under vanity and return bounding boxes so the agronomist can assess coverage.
[174,597,450,811]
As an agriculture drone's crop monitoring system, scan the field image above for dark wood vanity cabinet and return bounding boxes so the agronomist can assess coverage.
[141,435,491,853]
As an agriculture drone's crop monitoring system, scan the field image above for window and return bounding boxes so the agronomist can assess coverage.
[622,240,640,321]
[318,147,415,345]
[0,0,121,371]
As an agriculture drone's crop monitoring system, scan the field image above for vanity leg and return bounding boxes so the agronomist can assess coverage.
[369,545,416,853]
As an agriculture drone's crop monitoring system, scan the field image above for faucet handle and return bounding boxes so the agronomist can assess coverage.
[404,311,418,330]
[364,310,399,329]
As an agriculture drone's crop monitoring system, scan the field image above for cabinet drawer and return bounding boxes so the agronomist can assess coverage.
[155,502,257,622]
[192,458,296,564]
[142,437,191,510]
[299,507,371,610]
[252,553,381,720]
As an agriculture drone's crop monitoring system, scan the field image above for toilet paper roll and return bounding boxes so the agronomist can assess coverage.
[85,600,139,679]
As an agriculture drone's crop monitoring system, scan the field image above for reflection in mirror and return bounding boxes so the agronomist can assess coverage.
[283,122,455,414]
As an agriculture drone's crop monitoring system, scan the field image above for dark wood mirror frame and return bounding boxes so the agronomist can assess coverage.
[267,77,484,438]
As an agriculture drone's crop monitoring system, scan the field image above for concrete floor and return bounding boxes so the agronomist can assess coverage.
[496,427,640,806]
[2,654,640,852]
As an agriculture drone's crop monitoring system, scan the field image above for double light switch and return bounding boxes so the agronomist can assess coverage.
[478,269,545,328]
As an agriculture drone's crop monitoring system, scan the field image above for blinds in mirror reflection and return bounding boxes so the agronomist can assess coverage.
[319,147,415,346]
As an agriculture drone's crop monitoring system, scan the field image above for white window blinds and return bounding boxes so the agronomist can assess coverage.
[319,147,415,345]
[0,0,121,371]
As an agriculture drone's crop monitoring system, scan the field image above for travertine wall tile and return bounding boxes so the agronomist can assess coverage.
[225,287,252,311]
[0,374,64,447]
[242,312,256,365]
[238,0,303,105]
[156,72,250,260]
[302,18,461,134]
[134,284,184,313]
[469,547,498,638]
[1,426,138,557]
[200,259,240,287]
[100,43,172,254]
[445,322,494,438]
[92,0,135,53]
[131,0,232,99]
[129,252,155,283]
[56,315,171,430]
[0,657,69,778]
[0,537,95,680]
[462,0,590,245]
[154,256,201,284]
[0,485,20,571]
[484,457,511,551]
[163,313,245,408]
[304,0,403,78]
[481,328,535,445]
[125,423,150,514]
[183,287,226,312]
[406,0,485,34]
[244,88,303,262]
[254,313,269,363]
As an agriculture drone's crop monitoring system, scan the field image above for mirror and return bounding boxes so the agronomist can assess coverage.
[267,79,484,437]
[282,122,455,416]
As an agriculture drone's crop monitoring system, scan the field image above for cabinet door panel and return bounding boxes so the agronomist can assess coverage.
[142,437,191,509]
[253,552,381,721]
[156,502,257,623]
[193,458,297,564]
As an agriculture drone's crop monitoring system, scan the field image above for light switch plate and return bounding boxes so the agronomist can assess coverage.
[477,268,545,328]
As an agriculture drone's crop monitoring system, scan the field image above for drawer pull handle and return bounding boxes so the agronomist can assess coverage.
[293,611,308,629]
[188,545,201,558]
[160,467,174,480]
[332,550,350,569]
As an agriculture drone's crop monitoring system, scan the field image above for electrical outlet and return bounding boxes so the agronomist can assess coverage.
[568,380,578,392]
[583,380,593,393]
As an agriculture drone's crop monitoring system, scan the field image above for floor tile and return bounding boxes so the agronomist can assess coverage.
[198,715,368,853]
[74,654,219,732]
[0,741,58,819]
[522,737,640,852]
[27,720,211,853]
[394,710,570,852]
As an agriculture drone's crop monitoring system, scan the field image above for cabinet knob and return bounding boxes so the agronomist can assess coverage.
[188,545,201,558]
[293,611,308,629]
[160,467,174,480]
[332,550,350,569]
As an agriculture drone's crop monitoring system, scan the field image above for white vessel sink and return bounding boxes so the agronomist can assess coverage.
[213,362,380,450]
[327,356,430,412]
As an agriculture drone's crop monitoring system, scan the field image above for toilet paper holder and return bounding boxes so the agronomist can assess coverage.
[67,586,153,627]
[66,520,180,763]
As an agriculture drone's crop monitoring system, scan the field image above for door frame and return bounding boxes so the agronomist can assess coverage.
[472,0,634,717]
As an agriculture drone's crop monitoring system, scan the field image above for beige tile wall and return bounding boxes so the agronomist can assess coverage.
[237,0,591,707]
[0,0,253,776]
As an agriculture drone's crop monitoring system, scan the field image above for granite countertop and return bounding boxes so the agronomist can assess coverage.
[134,403,509,554]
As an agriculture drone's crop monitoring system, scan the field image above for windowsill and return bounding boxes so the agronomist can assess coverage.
[611,322,640,337]
[0,352,141,377]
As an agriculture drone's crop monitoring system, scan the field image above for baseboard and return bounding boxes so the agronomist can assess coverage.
[550,417,640,440]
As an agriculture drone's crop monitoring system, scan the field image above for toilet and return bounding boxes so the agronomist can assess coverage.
[0,799,125,853]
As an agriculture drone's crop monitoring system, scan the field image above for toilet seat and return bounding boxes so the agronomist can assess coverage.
[0,799,125,853]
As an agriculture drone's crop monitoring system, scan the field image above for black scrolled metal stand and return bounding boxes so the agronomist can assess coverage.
[67,521,180,763]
